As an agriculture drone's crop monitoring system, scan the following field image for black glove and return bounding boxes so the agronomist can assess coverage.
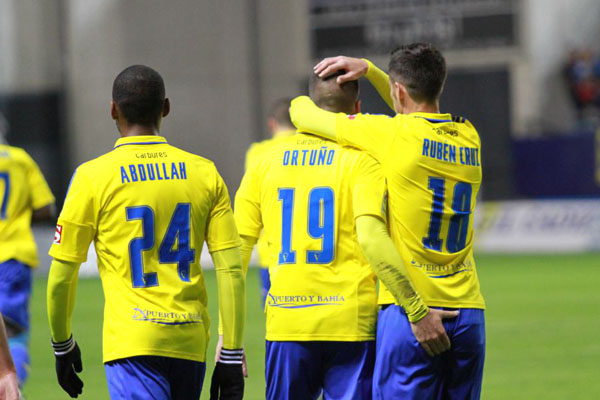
[210,348,244,400]
[51,335,84,398]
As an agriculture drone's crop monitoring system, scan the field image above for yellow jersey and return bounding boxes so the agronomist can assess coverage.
[244,129,295,267]
[0,144,55,267]
[49,135,240,363]
[235,133,387,341]
[335,112,485,309]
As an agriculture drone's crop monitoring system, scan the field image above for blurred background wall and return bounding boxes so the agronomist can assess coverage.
[1,0,599,204]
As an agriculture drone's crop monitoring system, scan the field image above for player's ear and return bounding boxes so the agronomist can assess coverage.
[395,81,409,110]
[267,117,277,134]
[354,100,361,114]
[110,100,118,120]
[162,98,170,118]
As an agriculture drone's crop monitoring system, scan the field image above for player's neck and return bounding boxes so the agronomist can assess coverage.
[402,101,440,115]
[119,124,160,137]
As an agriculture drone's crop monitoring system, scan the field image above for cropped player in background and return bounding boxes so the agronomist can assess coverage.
[46,65,246,399]
[244,98,295,304]
[0,116,55,388]
[290,43,485,399]
[236,71,431,400]
[0,314,20,400]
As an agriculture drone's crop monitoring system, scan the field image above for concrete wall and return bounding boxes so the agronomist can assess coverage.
[0,0,62,93]
[63,0,310,194]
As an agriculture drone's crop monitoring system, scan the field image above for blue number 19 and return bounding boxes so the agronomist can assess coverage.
[278,187,335,265]
[126,203,196,288]
[422,178,472,253]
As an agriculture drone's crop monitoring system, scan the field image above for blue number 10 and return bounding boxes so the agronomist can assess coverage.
[126,203,196,288]
[0,172,9,220]
[422,178,472,253]
[278,187,335,264]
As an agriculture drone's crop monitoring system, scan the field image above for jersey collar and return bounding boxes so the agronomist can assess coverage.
[113,135,168,149]
[273,128,296,139]
[409,112,453,123]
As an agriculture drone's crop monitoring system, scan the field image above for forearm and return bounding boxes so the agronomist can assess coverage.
[47,259,80,342]
[218,236,255,336]
[363,59,394,111]
[356,215,429,322]
[0,317,15,374]
[289,96,338,140]
[213,247,246,349]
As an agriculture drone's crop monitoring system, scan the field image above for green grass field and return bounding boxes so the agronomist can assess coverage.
[23,253,600,399]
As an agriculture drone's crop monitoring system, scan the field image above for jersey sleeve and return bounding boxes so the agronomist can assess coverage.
[49,167,96,263]
[24,152,55,210]
[234,165,263,240]
[363,59,395,111]
[351,153,387,221]
[205,170,241,253]
[335,112,396,163]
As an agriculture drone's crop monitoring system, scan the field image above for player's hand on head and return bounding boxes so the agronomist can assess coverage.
[210,348,244,400]
[51,335,84,398]
[0,370,20,400]
[410,308,458,357]
[314,56,368,84]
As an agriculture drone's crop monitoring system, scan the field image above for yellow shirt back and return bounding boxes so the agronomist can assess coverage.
[244,129,295,266]
[0,144,55,267]
[336,113,485,309]
[235,133,386,341]
[49,135,240,363]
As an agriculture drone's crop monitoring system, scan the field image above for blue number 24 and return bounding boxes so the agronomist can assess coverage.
[126,203,195,288]
[278,187,334,264]
[422,177,472,253]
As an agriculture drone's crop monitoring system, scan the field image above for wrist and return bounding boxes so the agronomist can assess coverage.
[361,59,374,78]
[51,334,75,356]
[219,348,244,365]
[407,304,430,324]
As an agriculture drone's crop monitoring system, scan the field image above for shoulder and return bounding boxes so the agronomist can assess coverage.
[340,145,380,168]
[2,145,33,164]
[245,138,273,165]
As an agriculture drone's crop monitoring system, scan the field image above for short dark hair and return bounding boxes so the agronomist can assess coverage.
[309,71,359,114]
[388,43,446,104]
[267,98,293,128]
[112,65,165,125]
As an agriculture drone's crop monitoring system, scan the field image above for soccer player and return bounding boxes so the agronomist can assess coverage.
[0,122,56,387]
[244,98,295,304]
[0,314,20,400]
[290,43,485,399]
[235,70,434,400]
[46,65,246,399]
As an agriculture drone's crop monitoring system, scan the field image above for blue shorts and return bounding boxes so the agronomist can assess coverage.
[373,305,485,400]
[265,340,375,400]
[0,260,32,331]
[105,356,206,400]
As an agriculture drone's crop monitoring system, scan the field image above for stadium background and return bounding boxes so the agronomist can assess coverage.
[1,0,599,398]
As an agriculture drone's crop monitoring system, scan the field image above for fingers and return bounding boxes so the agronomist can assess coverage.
[242,354,248,378]
[336,71,358,84]
[419,341,434,357]
[440,310,459,319]
[74,357,83,373]
[314,58,336,75]
[440,331,451,350]
[316,61,346,79]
